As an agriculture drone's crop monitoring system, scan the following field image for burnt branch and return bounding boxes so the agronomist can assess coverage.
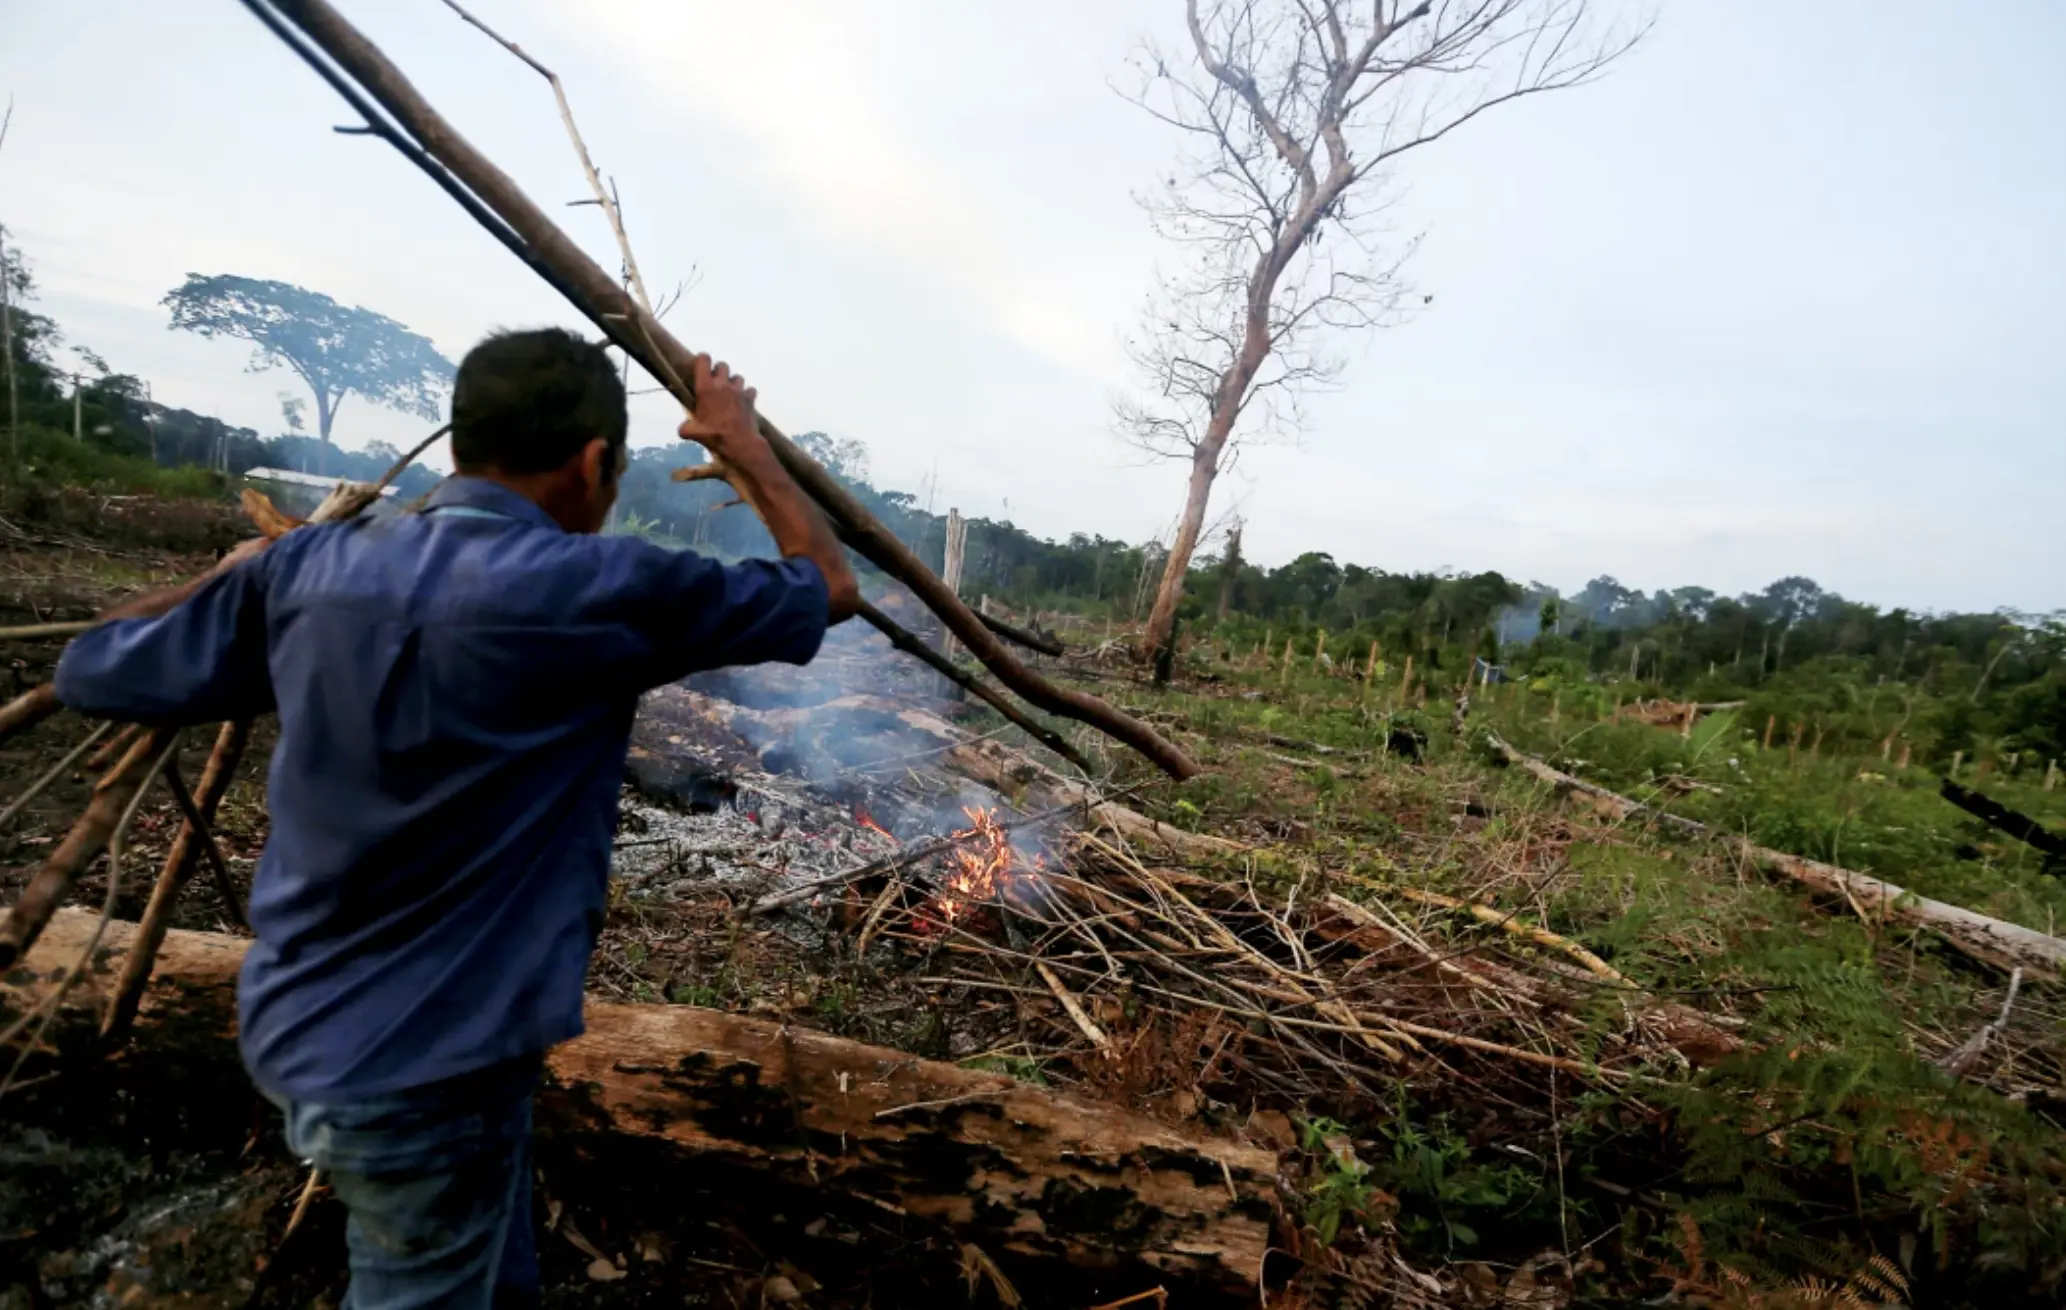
[851,601,1090,772]
[154,743,249,933]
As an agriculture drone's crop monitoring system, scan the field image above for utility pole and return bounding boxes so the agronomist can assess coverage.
[72,372,82,442]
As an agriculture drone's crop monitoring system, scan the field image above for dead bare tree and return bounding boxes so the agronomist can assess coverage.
[1120,0,1648,671]
[1,95,19,470]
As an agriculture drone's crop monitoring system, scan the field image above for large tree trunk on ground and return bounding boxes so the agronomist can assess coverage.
[1488,735,2066,977]
[6,908,1279,1296]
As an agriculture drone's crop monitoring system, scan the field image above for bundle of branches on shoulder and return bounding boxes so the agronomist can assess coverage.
[0,0,1205,1045]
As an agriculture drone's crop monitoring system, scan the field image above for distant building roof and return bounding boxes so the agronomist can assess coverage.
[242,467,399,497]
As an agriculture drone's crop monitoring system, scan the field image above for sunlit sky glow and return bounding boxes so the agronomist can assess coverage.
[3,1,2059,612]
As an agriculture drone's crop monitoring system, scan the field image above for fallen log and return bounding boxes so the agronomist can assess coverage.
[6,908,1278,1295]
[249,0,1198,781]
[1488,734,2066,977]
[1938,778,2066,869]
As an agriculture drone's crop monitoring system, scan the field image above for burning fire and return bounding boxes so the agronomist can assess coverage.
[854,807,899,849]
[923,806,1038,933]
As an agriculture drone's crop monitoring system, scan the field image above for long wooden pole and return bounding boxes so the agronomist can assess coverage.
[1488,734,2066,976]
[101,719,252,1041]
[0,727,175,969]
[250,0,1196,780]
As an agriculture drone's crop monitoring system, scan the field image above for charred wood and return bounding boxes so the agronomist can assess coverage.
[1939,778,2066,870]
[6,908,1278,1296]
[977,608,1066,658]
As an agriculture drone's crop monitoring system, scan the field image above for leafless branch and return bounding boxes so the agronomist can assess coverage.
[1115,0,1647,659]
[439,0,657,317]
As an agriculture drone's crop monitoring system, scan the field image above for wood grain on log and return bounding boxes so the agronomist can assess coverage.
[7,908,1277,1293]
[257,0,1198,781]
[1488,735,2066,976]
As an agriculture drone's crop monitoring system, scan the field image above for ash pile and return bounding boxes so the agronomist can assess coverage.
[608,618,1077,930]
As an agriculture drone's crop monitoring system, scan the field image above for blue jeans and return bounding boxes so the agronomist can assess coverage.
[268,1056,543,1310]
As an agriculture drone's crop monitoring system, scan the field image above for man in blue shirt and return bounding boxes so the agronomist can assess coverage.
[54,328,858,1309]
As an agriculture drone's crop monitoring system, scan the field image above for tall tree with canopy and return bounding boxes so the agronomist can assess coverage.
[1119,0,1647,672]
[162,274,453,472]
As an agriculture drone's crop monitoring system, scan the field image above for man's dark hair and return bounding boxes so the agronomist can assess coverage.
[450,328,627,475]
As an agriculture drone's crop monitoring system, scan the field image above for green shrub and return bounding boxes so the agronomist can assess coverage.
[6,423,228,502]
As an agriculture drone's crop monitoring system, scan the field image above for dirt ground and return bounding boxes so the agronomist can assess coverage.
[20,497,2058,1308]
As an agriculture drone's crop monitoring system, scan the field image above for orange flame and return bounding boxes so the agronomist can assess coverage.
[922,806,1040,933]
[855,808,898,849]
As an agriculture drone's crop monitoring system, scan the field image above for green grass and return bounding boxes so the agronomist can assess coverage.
[1476,692,2066,936]
[6,423,224,500]
[1062,655,2065,1300]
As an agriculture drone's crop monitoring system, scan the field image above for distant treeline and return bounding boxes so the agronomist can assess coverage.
[8,243,2057,768]
[611,439,2063,767]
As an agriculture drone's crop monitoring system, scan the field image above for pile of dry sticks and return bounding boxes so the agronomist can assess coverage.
[800,811,1753,1108]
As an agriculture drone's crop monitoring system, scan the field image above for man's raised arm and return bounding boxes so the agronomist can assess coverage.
[677,355,860,623]
[53,545,276,725]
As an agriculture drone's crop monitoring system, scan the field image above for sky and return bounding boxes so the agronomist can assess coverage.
[1,1,2060,614]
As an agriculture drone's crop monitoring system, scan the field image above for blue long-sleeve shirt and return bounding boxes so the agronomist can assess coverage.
[54,477,828,1100]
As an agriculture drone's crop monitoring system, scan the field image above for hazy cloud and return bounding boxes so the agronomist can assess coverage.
[1,0,2059,612]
